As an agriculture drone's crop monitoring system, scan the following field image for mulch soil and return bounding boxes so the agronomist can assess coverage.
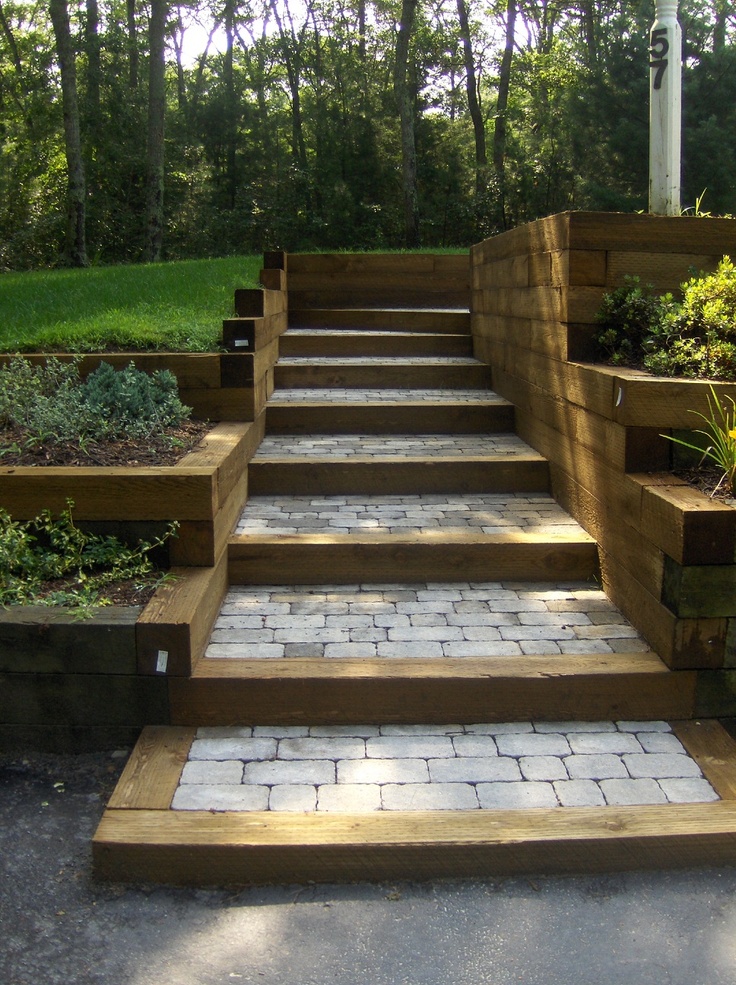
[0,419,211,467]
[1,420,212,608]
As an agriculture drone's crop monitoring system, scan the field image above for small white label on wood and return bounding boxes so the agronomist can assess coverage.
[156,650,169,673]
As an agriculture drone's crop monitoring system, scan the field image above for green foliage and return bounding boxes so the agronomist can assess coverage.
[0,356,191,450]
[82,363,190,437]
[0,501,177,609]
[596,260,736,381]
[662,386,736,496]
[595,277,665,366]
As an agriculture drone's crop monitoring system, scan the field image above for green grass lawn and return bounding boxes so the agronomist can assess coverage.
[0,256,262,352]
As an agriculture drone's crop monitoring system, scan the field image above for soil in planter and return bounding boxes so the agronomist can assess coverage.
[29,575,166,608]
[674,464,735,503]
[0,420,210,467]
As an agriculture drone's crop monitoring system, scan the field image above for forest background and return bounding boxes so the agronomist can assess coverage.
[1,0,735,271]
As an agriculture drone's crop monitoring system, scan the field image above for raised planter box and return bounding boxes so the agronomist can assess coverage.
[471,212,736,709]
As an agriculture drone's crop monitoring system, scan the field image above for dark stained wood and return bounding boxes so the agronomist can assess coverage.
[264,400,514,435]
[0,606,139,675]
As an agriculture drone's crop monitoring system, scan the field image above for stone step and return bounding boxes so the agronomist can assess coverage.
[266,392,514,434]
[279,329,473,358]
[288,308,471,334]
[248,433,550,495]
[274,357,491,390]
[93,720,736,885]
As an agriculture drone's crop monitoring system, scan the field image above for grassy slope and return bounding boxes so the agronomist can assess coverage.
[0,256,262,352]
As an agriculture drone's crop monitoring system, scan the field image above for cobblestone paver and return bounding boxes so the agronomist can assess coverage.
[252,433,543,458]
[171,721,719,812]
[236,493,583,536]
[205,582,650,659]
[278,356,481,365]
[269,387,507,403]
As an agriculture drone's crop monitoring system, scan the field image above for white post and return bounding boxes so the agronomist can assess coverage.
[649,0,682,214]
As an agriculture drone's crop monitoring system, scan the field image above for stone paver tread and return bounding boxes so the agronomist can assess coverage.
[268,388,507,404]
[252,434,544,459]
[206,582,651,660]
[172,721,719,812]
[236,493,584,537]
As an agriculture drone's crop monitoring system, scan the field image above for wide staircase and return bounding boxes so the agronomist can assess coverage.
[93,261,736,886]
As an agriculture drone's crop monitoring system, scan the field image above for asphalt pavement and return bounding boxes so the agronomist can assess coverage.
[1,746,736,985]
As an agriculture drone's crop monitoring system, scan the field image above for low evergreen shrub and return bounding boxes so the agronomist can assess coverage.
[0,356,191,451]
[595,258,736,381]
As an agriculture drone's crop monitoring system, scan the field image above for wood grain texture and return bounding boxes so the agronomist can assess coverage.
[248,456,550,496]
[107,725,194,809]
[673,720,736,799]
[264,401,514,436]
[92,800,736,886]
[170,653,695,726]
[226,531,598,585]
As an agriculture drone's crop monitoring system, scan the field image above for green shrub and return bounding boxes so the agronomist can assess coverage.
[0,356,191,450]
[81,362,190,437]
[595,276,664,366]
[0,501,177,609]
[596,259,736,381]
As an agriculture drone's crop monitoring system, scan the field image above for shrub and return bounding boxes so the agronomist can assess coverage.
[81,362,190,437]
[596,259,736,381]
[0,501,177,609]
[595,276,664,366]
[0,356,191,450]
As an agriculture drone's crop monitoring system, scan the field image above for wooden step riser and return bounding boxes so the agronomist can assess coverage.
[169,669,694,728]
[274,365,491,390]
[288,309,471,334]
[265,404,515,435]
[93,807,736,886]
[248,459,550,496]
[279,336,474,358]
[227,539,598,585]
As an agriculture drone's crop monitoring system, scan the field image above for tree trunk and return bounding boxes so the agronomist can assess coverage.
[456,0,487,202]
[493,0,515,228]
[49,0,88,266]
[127,0,139,90]
[145,0,167,262]
[394,0,420,248]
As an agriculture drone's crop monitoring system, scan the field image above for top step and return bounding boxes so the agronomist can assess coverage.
[289,309,471,335]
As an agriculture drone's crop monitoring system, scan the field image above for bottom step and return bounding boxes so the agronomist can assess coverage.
[93,720,736,886]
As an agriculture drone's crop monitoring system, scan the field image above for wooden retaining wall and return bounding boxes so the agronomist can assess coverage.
[471,212,736,713]
[282,252,471,311]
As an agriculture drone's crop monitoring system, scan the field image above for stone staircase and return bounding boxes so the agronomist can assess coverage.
[93,282,736,887]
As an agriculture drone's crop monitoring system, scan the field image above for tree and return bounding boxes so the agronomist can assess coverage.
[146,0,167,261]
[394,0,420,247]
[49,0,88,266]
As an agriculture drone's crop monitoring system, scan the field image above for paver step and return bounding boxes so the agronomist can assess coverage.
[93,720,736,886]
[266,394,514,434]
[279,330,473,358]
[288,308,471,334]
[248,433,550,495]
[274,357,490,390]
[176,581,662,723]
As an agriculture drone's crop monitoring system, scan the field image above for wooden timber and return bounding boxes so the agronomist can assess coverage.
[265,400,515,435]
[278,331,473,359]
[289,309,471,334]
[247,455,550,496]
[92,721,736,886]
[227,531,598,585]
[169,653,694,726]
[273,360,492,390]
